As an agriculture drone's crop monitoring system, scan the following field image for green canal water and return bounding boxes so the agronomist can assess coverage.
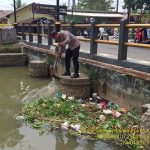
[0,67,129,150]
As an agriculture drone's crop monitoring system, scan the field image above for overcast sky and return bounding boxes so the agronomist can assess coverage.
[0,0,124,12]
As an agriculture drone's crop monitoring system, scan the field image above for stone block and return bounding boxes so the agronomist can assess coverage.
[28,60,49,77]
[60,74,90,99]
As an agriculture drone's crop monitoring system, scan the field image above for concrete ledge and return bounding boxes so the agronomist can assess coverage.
[60,74,91,98]
[0,53,28,66]
[28,60,49,77]
[60,74,90,85]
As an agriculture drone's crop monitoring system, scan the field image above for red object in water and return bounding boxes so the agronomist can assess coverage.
[113,111,116,118]
[101,100,106,109]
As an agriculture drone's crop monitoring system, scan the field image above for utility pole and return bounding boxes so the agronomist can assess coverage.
[72,0,75,7]
[56,0,60,32]
[72,0,76,21]
[56,0,59,21]
[68,0,71,9]
[13,0,17,23]
[116,0,119,13]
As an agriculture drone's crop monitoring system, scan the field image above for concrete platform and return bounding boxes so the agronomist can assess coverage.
[60,74,91,99]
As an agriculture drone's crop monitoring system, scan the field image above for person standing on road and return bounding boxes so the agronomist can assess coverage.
[51,30,80,78]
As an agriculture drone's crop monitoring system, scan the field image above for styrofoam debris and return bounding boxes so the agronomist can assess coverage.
[99,115,106,122]
[103,109,112,115]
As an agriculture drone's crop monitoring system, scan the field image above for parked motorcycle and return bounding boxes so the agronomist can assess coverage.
[98,28,109,40]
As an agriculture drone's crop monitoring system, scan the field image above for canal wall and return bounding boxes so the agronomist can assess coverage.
[0,53,28,66]
[23,45,150,110]
[0,44,28,66]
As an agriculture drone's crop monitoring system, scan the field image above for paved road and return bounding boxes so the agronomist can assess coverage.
[26,36,150,66]
[80,41,150,65]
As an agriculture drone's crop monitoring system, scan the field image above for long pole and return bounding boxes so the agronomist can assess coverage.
[116,0,119,13]
[13,0,17,23]
[56,0,60,32]
[56,0,59,21]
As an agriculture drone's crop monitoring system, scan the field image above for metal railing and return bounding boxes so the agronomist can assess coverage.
[17,19,150,73]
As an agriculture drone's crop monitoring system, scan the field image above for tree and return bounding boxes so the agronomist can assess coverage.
[77,0,114,11]
[124,0,150,12]
[11,0,26,9]
[124,0,150,22]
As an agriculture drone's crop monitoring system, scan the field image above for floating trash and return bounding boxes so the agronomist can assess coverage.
[97,103,102,110]
[61,94,67,99]
[113,111,121,118]
[92,93,97,98]
[77,99,83,103]
[103,109,112,115]
[131,125,139,131]
[101,100,107,109]
[107,101,114,108]
[74,124,81,131]
[99,115,106,122]
[81,104,86,107]
[15,115,25,121]
[120,107,127,113]
[70,124,81,132]
[68,96,74,101]
[55,91,62,98]
[61,121,69,130]
[89,98,92,101]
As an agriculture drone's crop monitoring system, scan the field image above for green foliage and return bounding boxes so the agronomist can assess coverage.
[22,96,144,149]
[82,64,100,91]
[46,57,55,65]
[124,0,150,11]
[0,45,21,53]
[77,0,114,10]
[11,0,26,9]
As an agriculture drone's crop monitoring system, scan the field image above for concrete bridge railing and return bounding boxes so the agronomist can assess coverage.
[17,19,150,73]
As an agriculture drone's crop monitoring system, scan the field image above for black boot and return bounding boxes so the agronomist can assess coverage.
[71,73,79,78]
[62,72,71,76]
[71,68,79,78]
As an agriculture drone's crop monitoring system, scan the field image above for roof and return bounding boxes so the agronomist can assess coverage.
[0,3,32,17]
[67,12,123,18]
[0,10,13,18]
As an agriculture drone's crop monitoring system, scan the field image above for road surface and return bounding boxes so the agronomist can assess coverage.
[25,36,150,66]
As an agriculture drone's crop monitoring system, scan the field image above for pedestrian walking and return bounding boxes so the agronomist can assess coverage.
[51,30,80,78]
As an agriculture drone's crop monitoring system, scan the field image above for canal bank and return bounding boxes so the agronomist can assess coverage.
[23,44,150,110]
[0,43,150,150]
[0,67,128,150]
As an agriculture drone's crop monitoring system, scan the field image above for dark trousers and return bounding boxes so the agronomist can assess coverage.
[65,46,80,74]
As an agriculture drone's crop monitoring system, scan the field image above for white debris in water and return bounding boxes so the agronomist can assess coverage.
[19,81,30,95]
[61,121,69,130]
[113,111,121,118]
[15,115,25,121]
[103,109,113,115]
[62,94,67,99]
[99,115,106,122]
[74,124,81,131]
[70,124,81,132]
[68,96,74,100]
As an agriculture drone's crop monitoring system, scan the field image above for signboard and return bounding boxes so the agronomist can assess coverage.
[32,3,67,15]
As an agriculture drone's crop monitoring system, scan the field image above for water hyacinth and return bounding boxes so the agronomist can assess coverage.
[21,96,143,150]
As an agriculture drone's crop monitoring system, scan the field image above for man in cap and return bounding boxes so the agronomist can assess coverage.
[51,30,80,78]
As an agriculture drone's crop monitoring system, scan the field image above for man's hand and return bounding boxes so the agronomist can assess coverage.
[58,43,63,47]
[55,47,62,58]
[57,51,62,58]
